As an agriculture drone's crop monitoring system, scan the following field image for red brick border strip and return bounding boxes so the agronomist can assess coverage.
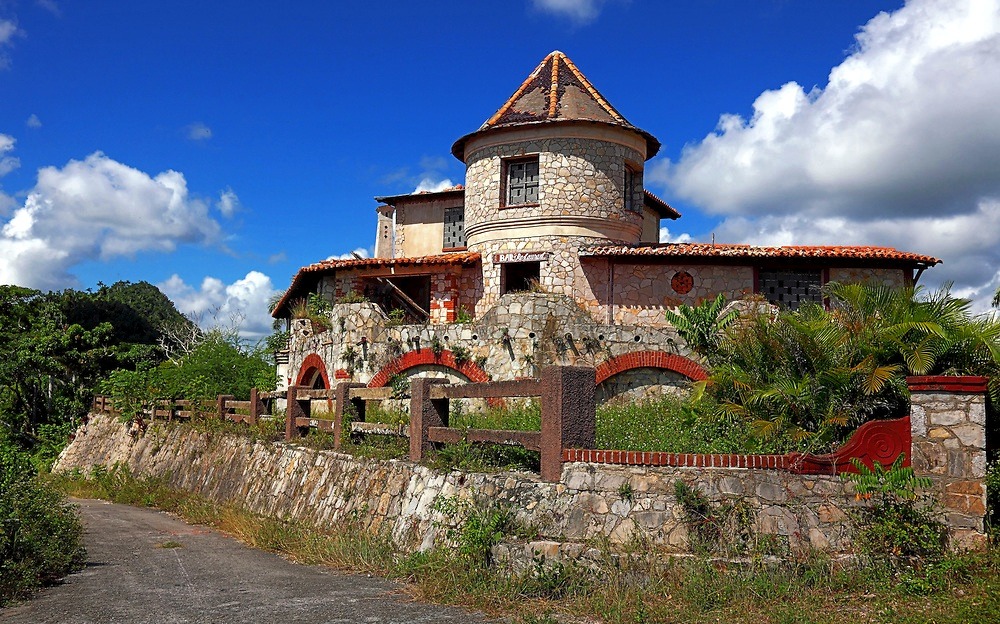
[594,351,708,384]
[563,416,912,476]
[906,375,989,393]
[369,349,490,388]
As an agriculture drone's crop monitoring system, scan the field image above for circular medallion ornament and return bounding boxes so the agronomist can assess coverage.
[671,271,694,295]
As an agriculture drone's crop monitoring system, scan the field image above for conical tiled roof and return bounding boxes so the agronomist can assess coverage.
[452,51,660,160]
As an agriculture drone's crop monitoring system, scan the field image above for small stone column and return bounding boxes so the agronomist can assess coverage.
[908,375,989,548]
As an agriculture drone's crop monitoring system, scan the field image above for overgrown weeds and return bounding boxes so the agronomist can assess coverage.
[50,465,1000,623]
[1,441,85,605]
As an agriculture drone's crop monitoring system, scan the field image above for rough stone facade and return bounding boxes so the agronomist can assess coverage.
[56,414,861,559]
[909,376,990,549]
[284,294,701,405]
[60,377,987,564]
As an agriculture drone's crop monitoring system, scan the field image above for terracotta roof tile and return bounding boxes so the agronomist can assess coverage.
[579,243,941,265]
[375,185,465,205]
[302,251,480,273]
[452,51,660,160]
[272,252,481,318]
[643,189,680,219]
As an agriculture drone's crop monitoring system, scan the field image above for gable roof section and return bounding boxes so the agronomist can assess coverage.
[452,51,660,160]
[644,189,680,220]
[271,252,481,318]
[579,243,940,267]
[374,185,465,206]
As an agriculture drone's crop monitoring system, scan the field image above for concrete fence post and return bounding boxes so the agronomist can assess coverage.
[908,375,989,549]
[540,366,596,482]
[285,385,308,441]
[409,378,449,462]
[334,382,366,450]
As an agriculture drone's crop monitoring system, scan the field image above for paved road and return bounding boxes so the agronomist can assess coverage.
[2,499,491,624]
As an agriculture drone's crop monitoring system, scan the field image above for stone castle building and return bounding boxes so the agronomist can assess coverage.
[272,51,939,401]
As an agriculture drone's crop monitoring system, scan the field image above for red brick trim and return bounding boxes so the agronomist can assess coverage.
[368,349,490,388]
[563,416,911,476]
[295,353,331,389]
[334,369,351,380]
[594,351,708,384]
[562,449,791,470]
[906,375,989,393]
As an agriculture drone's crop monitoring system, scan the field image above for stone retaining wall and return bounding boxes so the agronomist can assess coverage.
[58,414,861,560]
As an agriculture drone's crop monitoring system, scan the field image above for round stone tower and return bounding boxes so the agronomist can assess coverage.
[451,51,662,313]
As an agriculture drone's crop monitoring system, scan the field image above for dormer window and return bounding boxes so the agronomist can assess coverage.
[504,157,539,206]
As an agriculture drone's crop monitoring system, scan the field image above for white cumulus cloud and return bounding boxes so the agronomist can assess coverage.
[26,114,42,128]
[0,151,225,290]
[327,247,371,261]
[0,134,19,177]
[159,271,278,339]
[186,122,213,141]
[532,0,606,24]
[0,19,20,68]
[652,0,1000,310]
[216,187,240,217]
[413,177,455,193]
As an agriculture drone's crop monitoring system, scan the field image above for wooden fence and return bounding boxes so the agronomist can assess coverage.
[91,389,284,425]
[285,366,595,481]
[93,366,921,484]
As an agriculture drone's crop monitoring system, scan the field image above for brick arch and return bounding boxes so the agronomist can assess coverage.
[595,351,708,385]
[368,349,490,388]
[295,353,331,389]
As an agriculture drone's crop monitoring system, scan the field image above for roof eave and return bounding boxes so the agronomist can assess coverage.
[451,119,661,162]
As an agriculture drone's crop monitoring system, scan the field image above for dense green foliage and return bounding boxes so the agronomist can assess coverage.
[100,329,277,424]
[0,440,85,605]
[688,283,1000,451]
[0,281,200,461]
[664,292,737,358]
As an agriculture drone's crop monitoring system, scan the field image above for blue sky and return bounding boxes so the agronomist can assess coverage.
[3,0,999,337]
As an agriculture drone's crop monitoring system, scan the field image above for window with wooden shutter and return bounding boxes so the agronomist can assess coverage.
[505,157,539,206]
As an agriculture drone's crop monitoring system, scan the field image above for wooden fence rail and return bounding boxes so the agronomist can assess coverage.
[92,389,281,425]
[284,366,595,481]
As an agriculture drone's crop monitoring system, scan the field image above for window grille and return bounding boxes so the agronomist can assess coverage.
[506,158,539,205]
[443,206,466,249]
[758,269,823,310]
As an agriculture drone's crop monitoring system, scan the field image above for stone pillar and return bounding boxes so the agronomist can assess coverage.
[908,375,989,549]
[409,378,449,462]
[333,382,365,450]
[540,366,596,482]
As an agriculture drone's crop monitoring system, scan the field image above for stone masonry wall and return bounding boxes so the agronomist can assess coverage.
[57,414,861,559]
[464,136,645,237]
[909,376,990,549]
[285,294,699,403]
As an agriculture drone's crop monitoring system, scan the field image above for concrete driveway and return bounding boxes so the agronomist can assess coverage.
[1,498,492,624]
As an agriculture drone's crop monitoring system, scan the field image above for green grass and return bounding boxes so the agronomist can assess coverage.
[595,394,780,454]
[50,466,1000,624]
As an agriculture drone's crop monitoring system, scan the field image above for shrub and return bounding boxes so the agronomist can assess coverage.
[0,440,85,605]
[846,455,946,575]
